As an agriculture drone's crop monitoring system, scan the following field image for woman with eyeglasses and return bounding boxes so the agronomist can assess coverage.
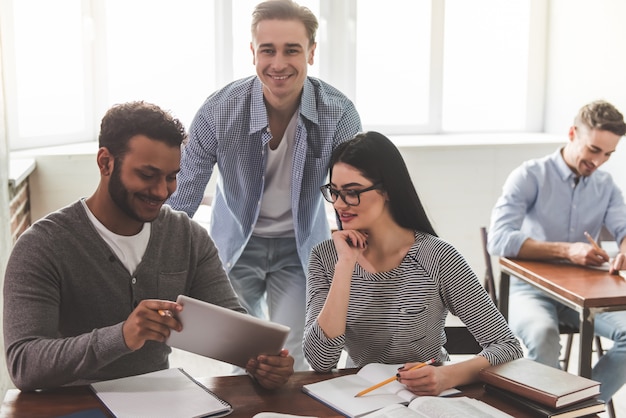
[303,131,522,396]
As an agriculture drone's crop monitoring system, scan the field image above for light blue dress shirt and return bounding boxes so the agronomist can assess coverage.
[166,76,362,271]
[488,148,626,257]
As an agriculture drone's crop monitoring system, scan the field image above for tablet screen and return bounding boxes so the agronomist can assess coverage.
[166,295,290,368]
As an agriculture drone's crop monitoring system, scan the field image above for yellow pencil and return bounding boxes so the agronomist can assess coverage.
[354,359,435,397]
[584,231,616,273]
[584,231,602,252]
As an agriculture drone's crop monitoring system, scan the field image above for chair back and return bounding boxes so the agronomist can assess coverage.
[480,227,497,304]
[443,227,496,355]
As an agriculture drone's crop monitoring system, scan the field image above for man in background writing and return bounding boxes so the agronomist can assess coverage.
[487,99,626,402]
[166,0,361,371]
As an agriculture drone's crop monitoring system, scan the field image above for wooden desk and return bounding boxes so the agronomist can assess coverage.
[1,368,558,418]
[499,257,626,378]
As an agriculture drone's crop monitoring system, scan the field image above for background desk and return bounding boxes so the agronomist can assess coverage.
[499,257,626,378]
[1,368,556,418]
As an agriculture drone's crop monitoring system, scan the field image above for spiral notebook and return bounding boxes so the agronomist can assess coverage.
[90,368,232,418]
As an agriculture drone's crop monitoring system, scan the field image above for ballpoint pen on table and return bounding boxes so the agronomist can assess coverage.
[354,359,436,397]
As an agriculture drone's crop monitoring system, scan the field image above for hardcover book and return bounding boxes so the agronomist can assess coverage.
[484,384,605,418]
[478,358,600,409]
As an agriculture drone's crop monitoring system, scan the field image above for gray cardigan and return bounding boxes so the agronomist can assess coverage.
[3,201,243,390]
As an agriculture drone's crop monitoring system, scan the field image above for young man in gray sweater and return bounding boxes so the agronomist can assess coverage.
[3,101,294,391]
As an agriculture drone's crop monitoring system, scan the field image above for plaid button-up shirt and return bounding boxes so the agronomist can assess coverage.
[167,76,361,271]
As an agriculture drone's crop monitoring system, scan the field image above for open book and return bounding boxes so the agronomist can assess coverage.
[302,363,459,418]
[90,368,232,418]
[361,396,513,418]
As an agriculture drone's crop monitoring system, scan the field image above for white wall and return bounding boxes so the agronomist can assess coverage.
[0,45,14,398]
[14,136,561,279]
[25,149,99,222]
[399,139,561,275]
[543,0,626,198]
[544,0,626,134]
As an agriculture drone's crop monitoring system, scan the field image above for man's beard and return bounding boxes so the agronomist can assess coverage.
[108,161,150,223]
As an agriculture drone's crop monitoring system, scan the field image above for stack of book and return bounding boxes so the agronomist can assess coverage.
[479,358,605,418]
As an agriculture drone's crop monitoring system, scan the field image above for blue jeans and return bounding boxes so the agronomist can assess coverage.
[509,278,626,401]
[229,235,308,371]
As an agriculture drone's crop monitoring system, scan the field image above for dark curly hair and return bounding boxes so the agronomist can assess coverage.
[98,101,187,159]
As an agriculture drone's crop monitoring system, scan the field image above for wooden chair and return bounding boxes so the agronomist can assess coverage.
[480,226,615,417]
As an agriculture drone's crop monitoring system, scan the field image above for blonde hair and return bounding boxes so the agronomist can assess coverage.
[574,100,626,136]
[251,0,318,47]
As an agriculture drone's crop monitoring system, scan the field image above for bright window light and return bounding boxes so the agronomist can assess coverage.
[104,0,215,130]
[442,0,530,132]
[10,0,86,140]
[356,1,432,129]
[1,0,540,150]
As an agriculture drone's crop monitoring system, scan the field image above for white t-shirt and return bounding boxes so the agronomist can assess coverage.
[253,112,298,238]
[81,199,151,275]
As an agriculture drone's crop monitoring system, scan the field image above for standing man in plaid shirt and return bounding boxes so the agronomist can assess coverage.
[167,0,361,370]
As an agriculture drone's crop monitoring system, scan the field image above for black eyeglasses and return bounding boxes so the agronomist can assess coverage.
[320,183,382,206]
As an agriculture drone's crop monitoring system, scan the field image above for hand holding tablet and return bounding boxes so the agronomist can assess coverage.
[166,295,291,368]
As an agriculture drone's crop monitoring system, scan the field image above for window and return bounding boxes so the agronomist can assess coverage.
[355,2,433,132]
[0,0,544,150]
[1,0,92,149]
[102,0,216,131]
[442,0,536,132]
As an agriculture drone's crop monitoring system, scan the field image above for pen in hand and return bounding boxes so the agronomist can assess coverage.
[584,231,612,266]
[584,231,602,252]
[158,309,173,317]
[354,359,435,397]
[583,231,623,276]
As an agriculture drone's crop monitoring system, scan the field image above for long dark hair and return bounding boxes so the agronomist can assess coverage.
[330,131,437,236]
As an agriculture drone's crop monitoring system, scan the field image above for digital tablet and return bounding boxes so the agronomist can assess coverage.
[166,295,290,368]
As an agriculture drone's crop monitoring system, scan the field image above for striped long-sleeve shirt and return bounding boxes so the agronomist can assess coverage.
[303,232,523,371]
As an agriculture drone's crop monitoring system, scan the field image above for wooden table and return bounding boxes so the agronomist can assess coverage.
[0,368,557,418]
[499,257,626,378]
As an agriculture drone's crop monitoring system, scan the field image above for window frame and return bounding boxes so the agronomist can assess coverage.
[0,0,548,151]
[0,0,98,150]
